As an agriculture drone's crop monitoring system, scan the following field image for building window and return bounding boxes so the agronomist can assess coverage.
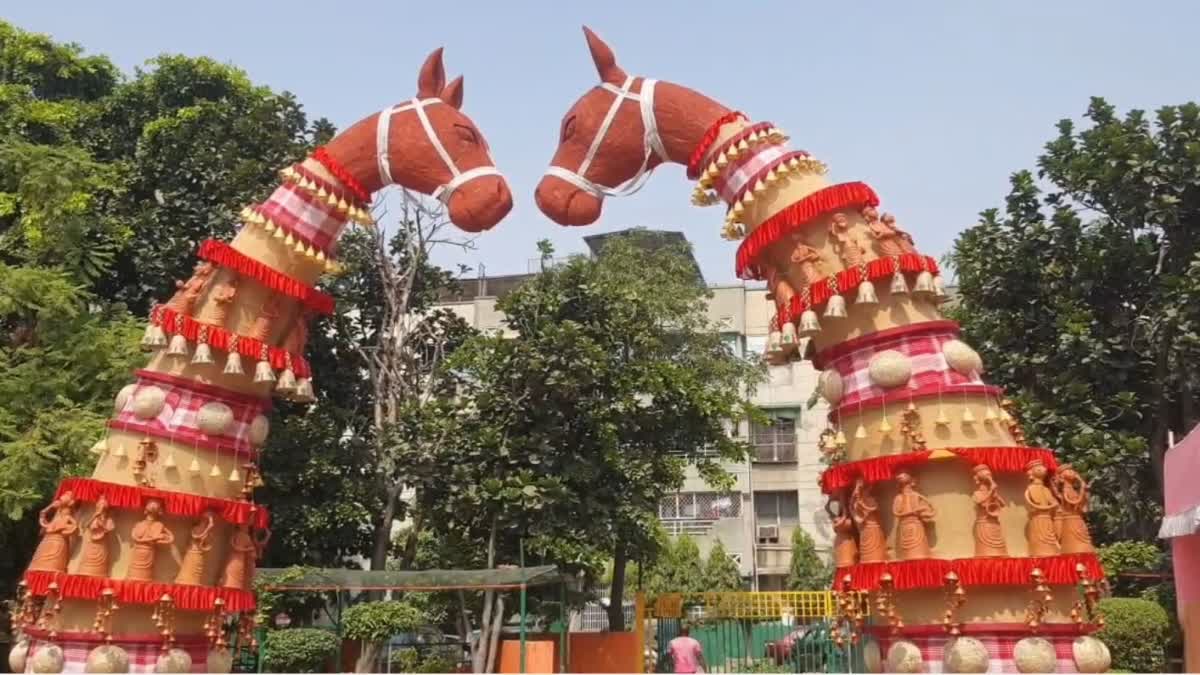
[721,333,743,358]
[659,492,742,521]
[750,414,797,462]
[754,491,800,527]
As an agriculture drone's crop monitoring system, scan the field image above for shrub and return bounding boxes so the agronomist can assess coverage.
[388,645,461,673]
[342,600,425,673]
[261,628,340,673]
[1095,597,1170,673]
[786,528,831,590]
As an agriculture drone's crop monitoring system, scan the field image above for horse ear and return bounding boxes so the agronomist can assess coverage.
[440,76,464,109]
[582,26,626,85]
[417,47,447,98]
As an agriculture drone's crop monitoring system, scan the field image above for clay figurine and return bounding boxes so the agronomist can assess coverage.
[1052,464,1095,554]
[851,478,888,563]
[1024,459,1060,557]
[248,294,283,343]
[220,520,270,591]
[789,240,826,285]
[971,464,1008,557]
[27,492,79,573]
[829,213,866,268]
[281,312,311,354]
[165,262,215,316]
[175,509,217,585]
[195,277,238,327]
[77,495,117,577]
[892,472,936,560]
[867,212,918,257]
[127,499,175,581]
[826,493,858,568]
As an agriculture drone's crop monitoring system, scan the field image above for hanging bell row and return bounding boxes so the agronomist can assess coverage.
[777,272,947,339]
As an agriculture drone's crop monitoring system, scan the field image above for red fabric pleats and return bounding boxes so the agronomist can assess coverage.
[821,446,1059,494]
[23,570,255,612]
[196,239,334,315]
[153,305,311,378]
[687,111,748,179]
[835,553,1104,592]
[312,146,371,204]
[775,253,941,326]
[735,182,882,280]
[54,478,270,529]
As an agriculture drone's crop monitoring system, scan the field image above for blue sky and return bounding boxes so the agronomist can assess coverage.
[8,1,1198,284]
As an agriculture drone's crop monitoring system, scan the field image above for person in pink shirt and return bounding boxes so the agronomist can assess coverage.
[667,625,707,674]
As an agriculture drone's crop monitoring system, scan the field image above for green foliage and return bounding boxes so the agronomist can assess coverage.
[342,600,425,642]
[261,628,340,673]
[1095,597,1170,673]
[645,536,707,595]
[389,646,462,674]
[947,97,1200,542]
[252,566,331,627]
[1098,540,1164,577]
[785,528,831,591]
[702,539,744,592]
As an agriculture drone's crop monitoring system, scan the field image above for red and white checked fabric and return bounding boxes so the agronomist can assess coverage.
[21,635,210,674]
[111,371,269,457]
[714,144,801,204]
[253,182,348,256]
[826,328,983,408]
[876,631,1078,673]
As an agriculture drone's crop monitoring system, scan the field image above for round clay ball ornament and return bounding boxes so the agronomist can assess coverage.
[155,648,193,674]
[206,648,233,674]
[868,350,912,389]
[196,402,234,435]
[860,637,883,673]
[8,640,30,674]
[131,385,167,420]
[943,636,990,673]
[942,340,984,376]
[84,644,130,673]
[886,640,924,673]
[818,369,845,404]
[248,415,270,447]
[1013,636,1057,674]
[30,643,65,674]
[1072,635,1111,674]
[113,383,137,415]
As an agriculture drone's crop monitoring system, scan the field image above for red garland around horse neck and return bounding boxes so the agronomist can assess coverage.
[535,27,733,227]
[319,48,512,233]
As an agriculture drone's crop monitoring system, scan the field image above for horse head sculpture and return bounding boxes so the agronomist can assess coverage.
[322,47,512,232]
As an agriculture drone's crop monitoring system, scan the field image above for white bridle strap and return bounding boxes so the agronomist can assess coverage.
[544,76,667,200]
[376,98,502,204]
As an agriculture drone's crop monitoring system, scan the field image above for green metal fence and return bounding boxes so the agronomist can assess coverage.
[644,592,870,674]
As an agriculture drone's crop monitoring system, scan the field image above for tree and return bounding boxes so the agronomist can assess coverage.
[703,539,744,592]
[785,528,831,591]
[947,98,1200,543]
[644,536,707,596]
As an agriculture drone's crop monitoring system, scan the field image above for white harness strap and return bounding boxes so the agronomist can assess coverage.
[376,98,502,204]
[544,76,667,200]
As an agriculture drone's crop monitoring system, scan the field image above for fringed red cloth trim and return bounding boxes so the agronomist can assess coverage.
[152,305,312,378]
[23,627,212,646]
[197,239,333,315]
[23,570,256,612]
[864,622,1099,637]
[835,553,1104,592]
[312,146,371,204]
[820,446,1059,494]
[735,182,882,280]
[812,320,961,370]
[687,111,747,179]
[54,478,270,529]
[828,383,1002,420]
[776,253,941,326]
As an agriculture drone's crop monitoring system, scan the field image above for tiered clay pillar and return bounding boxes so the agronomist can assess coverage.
[8,157,371,674]
[691,117,1112,673]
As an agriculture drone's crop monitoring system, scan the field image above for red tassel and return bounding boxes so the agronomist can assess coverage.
[835,553,1105,592]
[312,146,371,203]
[23,570,256,612]
[197,240,334,315]
[687,111,747,179]
[820,446,1059,494]
[736,182,881,280]
[54,477,270,529]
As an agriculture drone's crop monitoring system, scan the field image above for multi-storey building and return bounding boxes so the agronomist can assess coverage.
[434,230,834,591]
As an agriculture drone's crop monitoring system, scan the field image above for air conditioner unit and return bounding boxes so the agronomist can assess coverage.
[757,524,779,543]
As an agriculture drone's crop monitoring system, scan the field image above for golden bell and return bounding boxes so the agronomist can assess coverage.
[935,410,950,426]
[208,463,221,478]
[111,443,126,458]
[736,139,750,152]
[855,425,867,439]
[879,417,893,433]
[163,452,177,469]
[962,408,976,424]
[188,457,201,474]
[228,467,241,483]
[834,430,847,445]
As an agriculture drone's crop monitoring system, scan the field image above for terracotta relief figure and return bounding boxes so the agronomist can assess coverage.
[971,464,1008,557]
[248,294,283,343]
[892,472,936,560]
[867,211,917,257]
[220,521,270,591]
[165,262,216,316]
[764,266,796,317]
[175,509,217,585]
[1052,464,1095,554]
[28,492,79,573]
[281,312,312,355]
[829,213,866,268]
[826,492,858,567]
[790,238,826,285]
[127,499,175,581]
[77,495,117,577]
[195,277,238,327]
[851,478,888,563]
[1024,460,1060,557]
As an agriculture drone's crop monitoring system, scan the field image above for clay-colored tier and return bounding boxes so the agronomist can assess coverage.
[95,429,252,501]
[891,586,1080,627]
[834,393,1019,462]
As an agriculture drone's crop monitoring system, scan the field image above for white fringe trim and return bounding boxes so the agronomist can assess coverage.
[1159,503,1200,538]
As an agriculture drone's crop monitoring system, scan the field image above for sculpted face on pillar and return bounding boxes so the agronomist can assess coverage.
[320,48,512,232]
[535,27,731,225]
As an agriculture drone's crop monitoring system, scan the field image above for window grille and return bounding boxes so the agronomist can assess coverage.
[750,415,797,462]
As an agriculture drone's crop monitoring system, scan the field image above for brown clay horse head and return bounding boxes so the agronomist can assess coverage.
[321,48,512,232]
[535,27,732,226]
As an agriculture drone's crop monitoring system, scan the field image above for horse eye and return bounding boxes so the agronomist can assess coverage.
[561,116,576,142]
[454,124,478,145]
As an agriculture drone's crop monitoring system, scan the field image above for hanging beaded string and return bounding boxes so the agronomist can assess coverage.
[942,572,967,636]
[1024,568,1051,632]
[91,587,118,643]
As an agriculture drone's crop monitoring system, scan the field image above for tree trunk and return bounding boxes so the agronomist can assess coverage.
[355,641,384,673]
[607,540,628,632]
[473,518,500,673]
[396,510,423,569]
[370,487,401,571]
[485,597,506,673]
